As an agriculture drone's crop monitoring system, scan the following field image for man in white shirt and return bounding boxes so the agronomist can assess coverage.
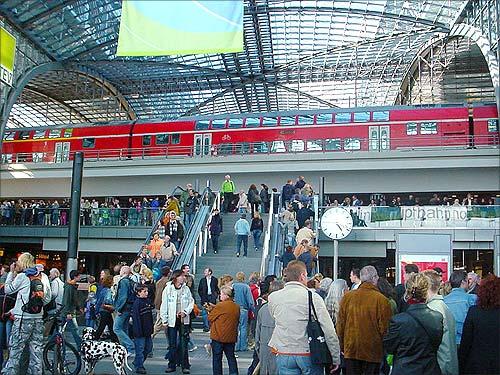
[350,268,361,290]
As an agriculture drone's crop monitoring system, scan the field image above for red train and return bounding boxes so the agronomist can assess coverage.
[1,103,498,163]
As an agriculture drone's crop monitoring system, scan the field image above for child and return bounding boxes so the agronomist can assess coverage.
[132,285,154,374]
[85,276,98,328]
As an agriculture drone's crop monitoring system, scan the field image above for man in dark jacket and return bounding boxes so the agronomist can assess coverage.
[208,209,223,254]
[185,190,199,229]
[113,266,135,354]
[281,180,295,208]
[296,204,314,229]
[132,285,154,374]
[198,268,220,332]
[61,270,82,349]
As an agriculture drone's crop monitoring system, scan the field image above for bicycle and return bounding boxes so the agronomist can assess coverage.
[43,314,82,375]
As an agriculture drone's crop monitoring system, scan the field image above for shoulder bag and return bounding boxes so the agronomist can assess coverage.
[307,290,332,365]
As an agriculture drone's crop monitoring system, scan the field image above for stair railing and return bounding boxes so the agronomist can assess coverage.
[172,187,215,272]
[260,191,280,276]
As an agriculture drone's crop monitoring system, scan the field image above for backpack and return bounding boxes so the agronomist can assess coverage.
[22,274,45,314]
[0,287,16,322]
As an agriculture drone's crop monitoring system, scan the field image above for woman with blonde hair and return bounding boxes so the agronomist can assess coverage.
[219,274,234,288]
[2,252,52,374]
[384,273,443,375]
[325,278,348,323]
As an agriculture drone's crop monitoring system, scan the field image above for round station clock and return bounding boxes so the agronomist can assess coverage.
[320,207,353,240]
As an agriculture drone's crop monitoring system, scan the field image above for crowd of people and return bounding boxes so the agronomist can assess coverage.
[0,251,497,375]
[328,192,497,208]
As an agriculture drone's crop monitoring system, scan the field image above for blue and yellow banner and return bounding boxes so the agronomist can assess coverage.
[117,1,244,56]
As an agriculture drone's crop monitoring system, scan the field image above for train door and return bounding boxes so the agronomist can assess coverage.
[368,126,390,151]
[194,134,212,157]
[55,142,70,163]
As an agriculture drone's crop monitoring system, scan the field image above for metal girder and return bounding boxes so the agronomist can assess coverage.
[397,23,499,112]
[275,84,337,108]
[20,0,80,29]
[262,4,452,32]
[22,86,91,123]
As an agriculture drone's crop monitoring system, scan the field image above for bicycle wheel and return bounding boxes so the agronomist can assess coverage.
[43,341,82,375]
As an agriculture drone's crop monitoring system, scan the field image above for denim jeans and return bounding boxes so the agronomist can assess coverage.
[235,308,248,351]
[65,318,82,350]
[286,232,296,247]
[201,306,210,330]
[236,235,248,256]
[0,319,13,368]
[185,213,194,228]
[133,336,153,369]
[166,324,190,370]
[113,310,134,353]
[276,354,324,375]
[252,229,262,250]
[211,234,220,253]
[211,340,238,375]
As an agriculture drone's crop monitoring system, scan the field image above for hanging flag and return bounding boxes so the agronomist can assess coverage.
[0,26,16,86]
[116,1,244,56]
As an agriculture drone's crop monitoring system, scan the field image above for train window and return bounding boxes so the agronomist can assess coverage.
[218,143,233,155]
[406,123,418,135]
[18,131,31,140]
[335,113,351,123]
[280,116,296,126]
[142,135,152,146]
[316,113,333,125]
[245,117,260,128]
[195,121,210,130]
[3,132,14,141]
[372,111,389,122]
[32,153,45,163]
[82,138,95,148]
[344,138,361,150]
[211,119,227,129]
[307,140,323,151]
[487,119,499,132]
[253,142,269,153]
[238,142,250,154]
[271,141,286,153]
[325,138,341,151]
[228,118,244,129]
[63,129,73,138]
[171,134,180,145]
[290,140,305,152]
[420,122,437,134]
[353,112,370,122]
[33,130,46,139]
[262,117,277,127]
[297,115,313,125]
[1,154,12,163]
[156,134,169,145]
[48,129,61,138]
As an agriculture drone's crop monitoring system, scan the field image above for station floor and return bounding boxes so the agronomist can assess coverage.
[91,330,254,375]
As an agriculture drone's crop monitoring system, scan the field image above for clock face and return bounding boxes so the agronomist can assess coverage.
[320,207,353,240]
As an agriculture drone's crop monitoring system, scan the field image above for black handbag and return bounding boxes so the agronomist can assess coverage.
[307,290,332,365]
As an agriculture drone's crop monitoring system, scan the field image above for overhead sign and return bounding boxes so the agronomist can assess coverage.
[0,26,16,86]
[116,1,244,56]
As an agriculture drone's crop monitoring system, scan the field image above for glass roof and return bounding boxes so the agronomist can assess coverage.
[0,0,470,128]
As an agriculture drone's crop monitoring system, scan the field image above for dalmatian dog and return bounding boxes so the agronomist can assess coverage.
[81,327,133,375]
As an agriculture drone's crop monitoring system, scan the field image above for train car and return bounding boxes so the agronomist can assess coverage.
[1,103,498,163]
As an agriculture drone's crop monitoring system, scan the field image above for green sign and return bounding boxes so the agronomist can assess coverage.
[0,26,16,86]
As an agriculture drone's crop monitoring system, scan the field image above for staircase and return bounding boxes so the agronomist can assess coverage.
[194,212,266,285]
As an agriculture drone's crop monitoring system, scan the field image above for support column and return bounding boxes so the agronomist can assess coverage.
[66,152,84,279]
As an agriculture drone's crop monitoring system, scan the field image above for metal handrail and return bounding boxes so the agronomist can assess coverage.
[260,192,278,276]
[3,134,499,165]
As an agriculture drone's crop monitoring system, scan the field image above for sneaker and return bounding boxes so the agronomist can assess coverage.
[135,368,147,374]
[182,369,190,374]
[235,354,239,358]
[214,251,218,254]
[243,254,247,257]
[255,247,258,251]
[188,346,198,352]
[203,328,210,332]
[165,368,176,373]
[236,253,240,257]
[204,343,212,356]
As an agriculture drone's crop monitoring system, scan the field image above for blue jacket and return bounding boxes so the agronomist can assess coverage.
[282,184,295,201]
[233,282,255,312]
[132,297,154,338]
[96,286,113,313]
[234,219,250,235]
[114,277,133,313]
[443,288,477,344]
